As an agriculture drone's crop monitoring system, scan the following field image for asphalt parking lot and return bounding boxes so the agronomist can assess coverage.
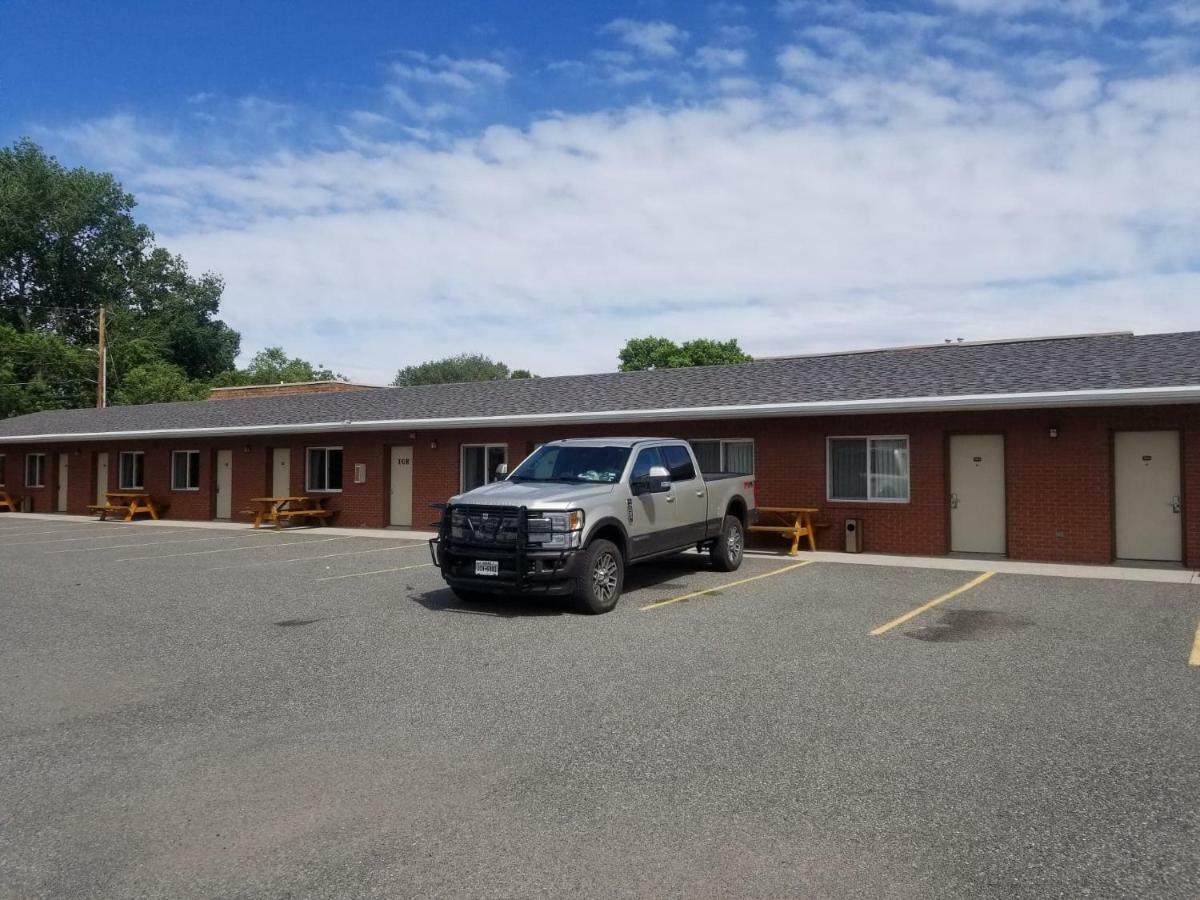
[1,516,1198,899]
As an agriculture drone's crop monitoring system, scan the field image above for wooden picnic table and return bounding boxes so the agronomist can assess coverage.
[0,489,21,512]
[89,491,163,522]
[249,496,332,530]
[748,506,820,555]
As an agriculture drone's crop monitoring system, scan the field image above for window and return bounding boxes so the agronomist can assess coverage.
[171,450,201,491]
[461,444,507,492]
[827,436,910,502]
[25,453,45,488]
[510,444,630,484]
[631,447,665,479]
[661,445,697,481]
[118,451,145,490]
[306,447,343,492]
[0,454,5,486]
[689,439,754,474]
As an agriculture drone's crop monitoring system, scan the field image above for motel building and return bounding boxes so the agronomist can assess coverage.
[1,330,1199,568]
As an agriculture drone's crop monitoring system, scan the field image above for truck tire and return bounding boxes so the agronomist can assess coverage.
[711,515,745,572]
[573,539,623,614]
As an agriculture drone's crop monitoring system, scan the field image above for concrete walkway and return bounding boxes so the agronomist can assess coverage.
[2,512,1195,585]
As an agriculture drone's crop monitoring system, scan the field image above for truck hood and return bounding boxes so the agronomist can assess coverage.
[450,480,616,509]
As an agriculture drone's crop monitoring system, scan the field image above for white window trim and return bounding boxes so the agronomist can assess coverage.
[25,453,46,488]
[118,451,145,491]
[460,443,508,492]
[170,450,201,491]
[826,435,911,504]
[305,446,343,493]
[691,436,753,472]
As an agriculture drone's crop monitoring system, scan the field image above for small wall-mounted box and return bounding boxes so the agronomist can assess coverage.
[353,463,367,484]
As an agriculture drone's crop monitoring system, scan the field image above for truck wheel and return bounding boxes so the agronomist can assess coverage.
[573,539,623,614]
[711,515,745,572]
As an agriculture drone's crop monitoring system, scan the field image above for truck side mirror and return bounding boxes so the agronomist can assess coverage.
[647,465,671,493]
[495,463,508,477]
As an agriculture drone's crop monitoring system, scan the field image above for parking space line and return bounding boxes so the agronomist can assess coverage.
[638,561,814,611]
[869,571,995,636]
[49,533,274,553]
[211,543,426,571]
[1,526,115,539]
[316,562,433,582]
[1189,621,1200,667]
[113,536,351,562]
[14,531,184,547]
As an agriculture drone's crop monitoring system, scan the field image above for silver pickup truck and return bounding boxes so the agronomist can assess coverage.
[430,438,757,613]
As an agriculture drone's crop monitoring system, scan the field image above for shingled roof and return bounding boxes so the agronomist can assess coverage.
[3,331,1200,443]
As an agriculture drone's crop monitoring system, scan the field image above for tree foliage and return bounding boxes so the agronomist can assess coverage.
[212,347,342,388]
[617,336,753,371]
[393,353,535,386]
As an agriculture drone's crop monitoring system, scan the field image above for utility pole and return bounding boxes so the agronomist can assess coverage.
[96,306,107,409]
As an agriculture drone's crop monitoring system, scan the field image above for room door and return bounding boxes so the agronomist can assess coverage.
[215,449,233,519]
[949,434,1006,555]
[95,452,109,506]
[389,446,413,527]
[56,453,69,512]
[1114,431,1182,562]
[271,448,291,497]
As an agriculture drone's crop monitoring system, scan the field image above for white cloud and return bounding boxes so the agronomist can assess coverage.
[930,0,1127,25]
[693,46,748,71]
[384,52,509,121]
[1166,1,1200,24]
[39,114,175,169]
[601,19,689,59]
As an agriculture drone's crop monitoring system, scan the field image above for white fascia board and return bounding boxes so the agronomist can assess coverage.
[2,385,1200,444]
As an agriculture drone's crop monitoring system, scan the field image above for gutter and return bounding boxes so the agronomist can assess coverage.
[2,385,1200,444]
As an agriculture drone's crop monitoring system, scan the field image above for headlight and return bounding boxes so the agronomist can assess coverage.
[527,509,584,548]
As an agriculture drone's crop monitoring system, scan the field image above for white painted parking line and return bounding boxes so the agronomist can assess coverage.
[12,531,179,547]
[48,533,276,553]
[210,543,426,571]
[113,536,352,562]
[316,562,433,582]
[0,526,118,539]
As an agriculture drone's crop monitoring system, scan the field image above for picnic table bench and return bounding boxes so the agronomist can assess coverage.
[748,506,820,556]
[249,496,333,530]
[0,489,21,512]
[87,491,165,522]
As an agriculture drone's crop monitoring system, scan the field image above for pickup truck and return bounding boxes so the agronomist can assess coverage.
[430,438,757,613]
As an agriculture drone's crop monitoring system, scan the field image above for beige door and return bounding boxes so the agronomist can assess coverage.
[389,446,413,527]
[56,453,69,512]
[949,434,1006,554]
[272,448,291,497]
[95,452,109,506]
[215,449,233,519]
[1114,431,1182,561]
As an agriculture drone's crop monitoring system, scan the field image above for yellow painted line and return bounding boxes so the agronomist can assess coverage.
[211,542,426,571]
[114,536,350,562]
[316,562,433,582]
[1189,621,1200,667]
[638,560,814,611]
[869,571,995,636]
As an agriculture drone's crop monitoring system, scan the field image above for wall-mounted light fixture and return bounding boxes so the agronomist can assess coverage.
[243,444,252,453]
[430,438,438,450]
[1049,427,1059,439]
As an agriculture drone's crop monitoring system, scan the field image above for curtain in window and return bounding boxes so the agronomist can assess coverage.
[724,440,754,474]
[869,439,909,500]
[172,453,191,490]
[462,447,485,491]
[829,439,868,500]
[690,441,721,473]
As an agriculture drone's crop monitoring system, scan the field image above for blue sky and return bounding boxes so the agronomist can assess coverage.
[4,0,1200,380]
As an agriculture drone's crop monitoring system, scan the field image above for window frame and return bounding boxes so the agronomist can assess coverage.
[688,438,755,473]
[118,451,145,491]
[0,453,6,486]
[460,443,508,492]
[305,446,344,493]
[170,450,202,492]
[825,435,910,504]
[25,453,46,488]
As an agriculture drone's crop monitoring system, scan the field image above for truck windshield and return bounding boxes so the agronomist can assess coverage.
[509,445,632,484]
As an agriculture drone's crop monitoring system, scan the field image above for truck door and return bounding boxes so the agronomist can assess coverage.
[661,444,708,543]
[628,446,675,559]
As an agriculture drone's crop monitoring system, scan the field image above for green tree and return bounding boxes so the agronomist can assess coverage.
[112,361,209,406]
[212,347,341,387]
[617,336,753,371]
[0,324,94,418]
[393,353,535,386]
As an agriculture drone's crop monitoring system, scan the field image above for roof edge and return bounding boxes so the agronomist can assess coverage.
[2,385,1199,444]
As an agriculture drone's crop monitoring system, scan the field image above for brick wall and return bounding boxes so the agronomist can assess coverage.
[4,403,1198,566]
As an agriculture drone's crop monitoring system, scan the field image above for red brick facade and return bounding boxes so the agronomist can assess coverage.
[3,403,1197,567]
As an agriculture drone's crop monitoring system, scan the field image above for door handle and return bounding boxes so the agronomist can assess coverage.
[696,491,705,498]
[1171,496,1182,514]
[666,496,675,503]
[950,493,959,509]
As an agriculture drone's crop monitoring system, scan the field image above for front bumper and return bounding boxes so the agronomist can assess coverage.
[430,538,583,595]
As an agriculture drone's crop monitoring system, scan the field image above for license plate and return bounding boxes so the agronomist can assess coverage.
[474,560,499,576]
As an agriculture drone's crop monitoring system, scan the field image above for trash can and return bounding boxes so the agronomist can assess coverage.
[20,495,33,513]
[844,518,862,553]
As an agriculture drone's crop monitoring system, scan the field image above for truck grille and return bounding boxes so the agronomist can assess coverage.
[449,505,522,547]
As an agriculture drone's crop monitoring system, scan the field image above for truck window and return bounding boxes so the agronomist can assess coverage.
[631,447,665,479]
[661,445,696,481]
